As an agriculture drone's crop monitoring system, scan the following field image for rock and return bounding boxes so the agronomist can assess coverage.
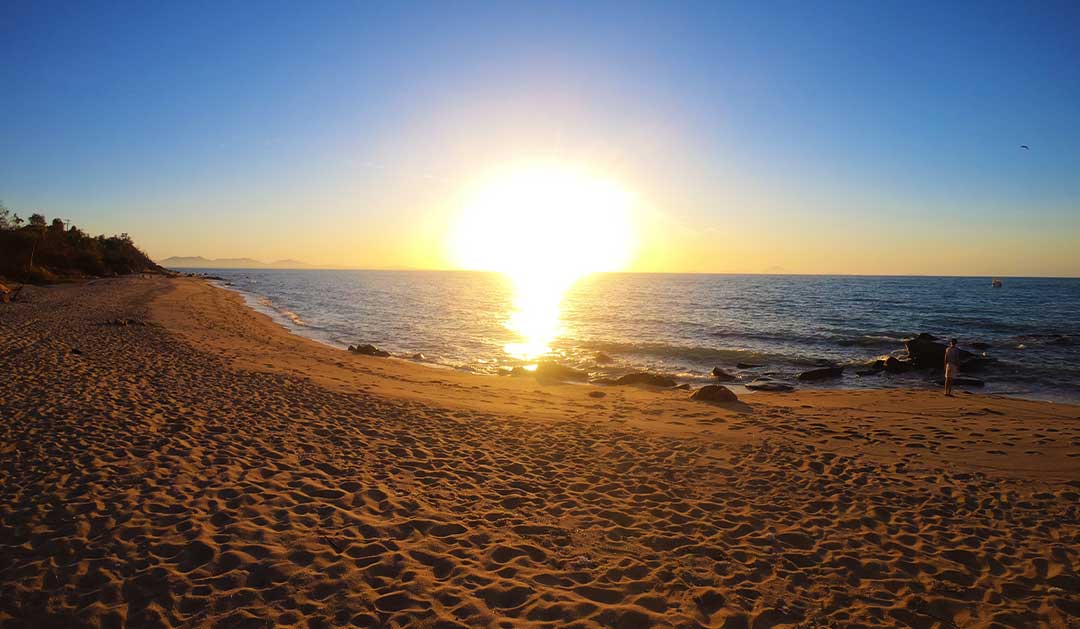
[883,356,912,373]
[613,372,677,388]
[588,390,607,398]
[690,385,738,403]
[855,368,882,377]
[70,348,83,356]
[594,352,614,364]
[970,341,991,350]
[534,361,589,382]
[796,365,844,381]
[409,353,426,361]
[1049,335,1072,346]
[590,377,618,386]
[904,333,975,368]
[349,344,390,357]
[0,282,9,303]
[736,362,761,369]
[745,378,794,392]
[509,366,530,377]
[711,367,736,382]
[936,376,984,387]
[674,383,691,390]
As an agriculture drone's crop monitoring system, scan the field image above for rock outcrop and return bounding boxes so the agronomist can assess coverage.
[614,372,677,388]
[796,365,844,381]
[349,344,390,357]
[711,367,735,382]
[690,385,738,403]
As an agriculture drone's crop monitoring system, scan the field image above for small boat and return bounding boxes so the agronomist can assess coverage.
[991,278,1003,288]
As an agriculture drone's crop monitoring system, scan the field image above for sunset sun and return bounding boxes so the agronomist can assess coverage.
[449,165,636,358]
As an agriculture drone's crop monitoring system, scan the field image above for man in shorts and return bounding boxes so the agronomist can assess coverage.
[944,338,961,396]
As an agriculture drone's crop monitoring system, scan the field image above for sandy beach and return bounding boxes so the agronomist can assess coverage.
[2,276,1078,628]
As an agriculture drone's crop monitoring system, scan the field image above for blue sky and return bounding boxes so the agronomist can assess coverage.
[2,1,1079,274]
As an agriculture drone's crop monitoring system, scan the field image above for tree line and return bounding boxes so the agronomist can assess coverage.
[0,202,161,282]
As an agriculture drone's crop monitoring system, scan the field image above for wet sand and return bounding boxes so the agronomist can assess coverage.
[1,276,1078,628]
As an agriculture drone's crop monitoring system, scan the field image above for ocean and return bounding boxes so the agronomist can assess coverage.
[181,269,1080,404]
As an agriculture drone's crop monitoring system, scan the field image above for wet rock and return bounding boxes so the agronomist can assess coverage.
[711,367,736,382]
[614,372,677,388]
[534,361,588,382]
[690,385,738,403]
[796,365,844,381]
[594,352,614,364]
[674,383,691,390]
[883,356,912,373]
[409,353,426,361]
[905,333,975,368]
[349,344,390,357]
[745,377,794,392]
[587,390,607,398]
[936,376,984,387]
[736,362,761,369]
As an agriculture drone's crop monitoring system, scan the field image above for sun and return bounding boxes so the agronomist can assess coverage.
[449,164,636,359]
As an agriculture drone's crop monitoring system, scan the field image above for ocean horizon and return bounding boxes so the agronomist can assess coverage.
[176,268,1080,404]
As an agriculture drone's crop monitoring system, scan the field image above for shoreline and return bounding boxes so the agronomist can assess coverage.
[2,275,1078,627]
[207,272,1078,406]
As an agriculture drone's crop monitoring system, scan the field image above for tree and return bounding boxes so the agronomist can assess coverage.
[0,202,10,230]
[28,213,46,228]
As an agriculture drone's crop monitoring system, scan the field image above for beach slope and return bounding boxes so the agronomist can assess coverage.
[1,277,1078,628]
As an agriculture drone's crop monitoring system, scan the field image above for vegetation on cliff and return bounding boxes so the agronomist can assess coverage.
[0,203,161,282]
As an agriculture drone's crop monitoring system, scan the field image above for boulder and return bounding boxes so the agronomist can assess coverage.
[711,367,735,382]
[745,378,794,392]
[534,361,589,382]
[904,333,975,368]
[883,356,912,373]
[936,376,984,387]
[796,365,844,381]
[349,344,390,357]
[613,372,677,388]
[690,385,738,403]
[594,352,614,364]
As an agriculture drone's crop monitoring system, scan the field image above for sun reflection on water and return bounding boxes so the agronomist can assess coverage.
[447,164,636,364]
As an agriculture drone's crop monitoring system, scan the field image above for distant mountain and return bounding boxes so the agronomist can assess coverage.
[160,256,314,269]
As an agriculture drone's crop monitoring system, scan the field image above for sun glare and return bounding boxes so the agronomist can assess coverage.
[449,165,635,360]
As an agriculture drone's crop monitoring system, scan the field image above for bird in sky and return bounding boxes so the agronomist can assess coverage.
[1020,145,1030,150]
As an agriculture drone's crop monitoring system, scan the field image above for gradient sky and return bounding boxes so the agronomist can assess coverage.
[3,1,1079,275]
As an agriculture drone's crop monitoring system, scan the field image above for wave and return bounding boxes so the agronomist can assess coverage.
[257,297,308,327]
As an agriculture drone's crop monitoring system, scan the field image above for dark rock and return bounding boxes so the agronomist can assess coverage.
[588,390,607,398]
[594,352,614,364]
[936,376,984,387]
[690,385,738,403]
[736,362,761,369]
[970,341,990,350]
[614,372,677,388]
[883,356,912,373]
[904,333,975,368]
[349,344,390,357]
[711,367,736,382]
[534,361,589,382]
[796,365,844,381]
[674,383,691,390]
[745,378,794,392]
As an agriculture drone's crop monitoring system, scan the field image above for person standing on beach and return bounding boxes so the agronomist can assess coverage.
[944,338,961,396]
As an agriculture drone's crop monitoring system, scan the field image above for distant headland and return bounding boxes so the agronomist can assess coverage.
[159,256,314,270]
